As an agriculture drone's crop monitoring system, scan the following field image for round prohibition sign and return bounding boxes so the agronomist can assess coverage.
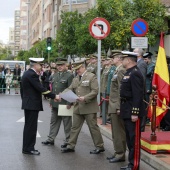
[89,18,110,40]
[131,18,148,37]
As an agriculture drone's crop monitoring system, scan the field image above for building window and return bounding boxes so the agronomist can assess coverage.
[15,16,20,20]
[16,31,20,35]
[15,26,20,30]
[15,22,20,26]
[63,0,88,4]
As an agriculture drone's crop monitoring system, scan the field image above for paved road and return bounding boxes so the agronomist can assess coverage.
[0,94,155,170]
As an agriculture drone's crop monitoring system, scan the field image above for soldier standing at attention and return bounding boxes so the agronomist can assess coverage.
[86,54,98,75]
[107,53,126,163]
[106,51,121,96]
[61,60,105,154]
[120,52,145,170]
[21,58,59,155]
[42,58,74,147]
[143,52,155,104]
[100,57,112,121]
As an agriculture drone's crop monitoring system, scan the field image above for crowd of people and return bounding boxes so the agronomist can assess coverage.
[2,48,170,170]
[0,63,25,94]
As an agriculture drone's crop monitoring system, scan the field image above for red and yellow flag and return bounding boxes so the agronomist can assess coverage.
[152,32,170,125]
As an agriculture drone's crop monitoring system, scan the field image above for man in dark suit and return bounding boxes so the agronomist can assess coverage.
[120,51,145,170]
[21,58,58,155]
[133,48,147,132]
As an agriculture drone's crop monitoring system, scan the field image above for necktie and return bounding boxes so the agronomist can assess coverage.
[59,72,62,77]
[79,76,82,81]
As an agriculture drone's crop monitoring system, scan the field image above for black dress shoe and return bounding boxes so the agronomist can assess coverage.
[106,155,115,160]
[61,143,67,148]
[90,148,105,154]
[61,148,75,153]
[120,165,129,169]
[109,157,125,163]
[22,150,40,155]
[162,126,170,131]
[42,141,54,145]
[124,168,132,170]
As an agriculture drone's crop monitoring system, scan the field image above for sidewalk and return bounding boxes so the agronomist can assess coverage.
[97,118,170,170]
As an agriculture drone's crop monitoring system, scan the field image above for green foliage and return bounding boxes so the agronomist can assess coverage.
[16,0,168,59]
[0,46,12,60]
[75,8,98,55]
[56,11,83,57]
[16,39,58,63]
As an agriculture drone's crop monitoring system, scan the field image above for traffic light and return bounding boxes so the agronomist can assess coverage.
[46,37,52,51]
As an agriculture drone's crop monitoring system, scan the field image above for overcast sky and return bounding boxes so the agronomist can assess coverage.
[0,0,20,44]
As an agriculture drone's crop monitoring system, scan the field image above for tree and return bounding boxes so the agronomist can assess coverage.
[96,0,168,49]
[56,11,83,57]
[75,8,98,55]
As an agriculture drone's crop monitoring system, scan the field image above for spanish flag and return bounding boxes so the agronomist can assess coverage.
[152,32,170,125]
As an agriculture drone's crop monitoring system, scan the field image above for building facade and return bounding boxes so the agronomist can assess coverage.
[8,27,15,56]
[20,0,28,50]
[26,0,97,49]
[14,9,21,56]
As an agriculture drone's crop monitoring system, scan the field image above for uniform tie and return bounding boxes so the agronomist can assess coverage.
[79,75,82,81]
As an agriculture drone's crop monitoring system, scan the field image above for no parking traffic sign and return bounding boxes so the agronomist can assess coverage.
[89,17,110,40]
[131,18,148,37]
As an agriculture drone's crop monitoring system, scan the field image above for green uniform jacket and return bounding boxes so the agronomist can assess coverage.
[100,66,111,93]
[146,62,155,93]
[86,63,97,75]
[50,71,74,108]
[66,71,99,114]
[108,65,126,113]
[106,65,116,95]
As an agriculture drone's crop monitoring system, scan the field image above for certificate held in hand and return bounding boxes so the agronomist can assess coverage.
[59,90,79,103]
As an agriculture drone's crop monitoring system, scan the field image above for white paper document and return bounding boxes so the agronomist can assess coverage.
[58,105,74,116]
[59,90,79,103]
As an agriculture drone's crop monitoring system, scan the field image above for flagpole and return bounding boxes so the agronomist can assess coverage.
[150,85,157,141]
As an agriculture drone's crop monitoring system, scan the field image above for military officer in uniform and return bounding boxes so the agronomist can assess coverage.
[107,53,126,163]
[143,52,155,103]
[100,57,111,120]
[21,58,59,155]
[106,51,121,95]
[120,52,145,170]
[42,58,74,147]
[86,54,97,75]
[61,60,105,154]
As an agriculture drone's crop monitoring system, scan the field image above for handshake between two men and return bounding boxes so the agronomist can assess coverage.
[54,91,85,104]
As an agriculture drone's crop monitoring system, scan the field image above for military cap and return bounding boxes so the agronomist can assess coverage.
[56,58,67,65]
[101,56,106,61]
[91,54,98,59]
[85,57,91,61]
[112,53,122,58]
[29,58,44,64]
[121,51,138,58]
[72,60,85,70]
[110,50,122,58]
[105,57,112,60]
[143,52,153,59]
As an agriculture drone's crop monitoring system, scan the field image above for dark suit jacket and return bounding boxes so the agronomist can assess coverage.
[137,58,147,79]
[21,69,55,111]
[13,68,21,80]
